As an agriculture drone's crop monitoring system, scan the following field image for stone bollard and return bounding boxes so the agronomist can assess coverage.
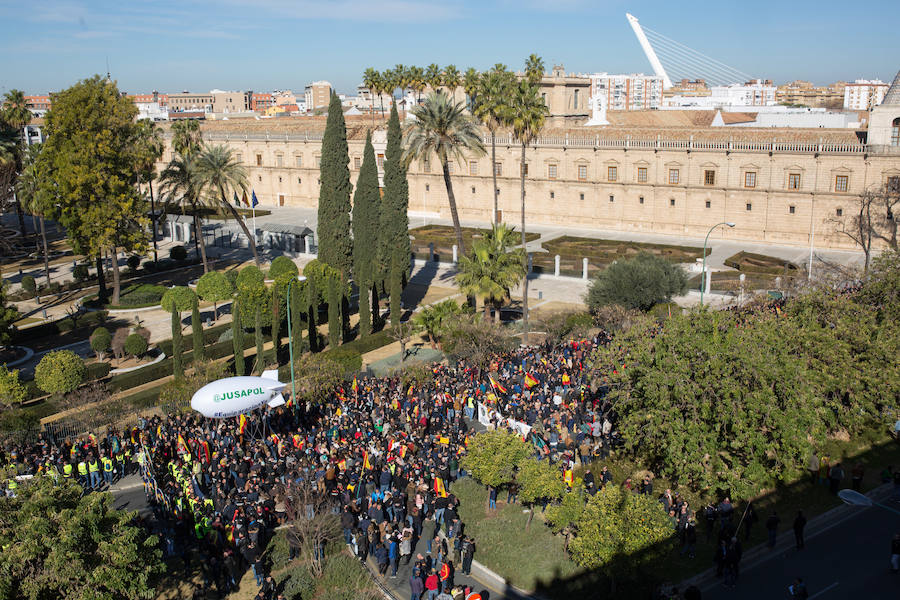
[775,276,782,289]
[429,242,435,262]
[452,244,458,263]
[582,257,589,280]
[554,254,560,277]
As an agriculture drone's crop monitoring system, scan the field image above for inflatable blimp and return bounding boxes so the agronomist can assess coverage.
[191,370,287,418]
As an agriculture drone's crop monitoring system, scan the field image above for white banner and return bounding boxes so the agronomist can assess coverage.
[477,402,532,437]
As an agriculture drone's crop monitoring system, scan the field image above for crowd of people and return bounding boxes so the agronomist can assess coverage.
[1,331,622,599]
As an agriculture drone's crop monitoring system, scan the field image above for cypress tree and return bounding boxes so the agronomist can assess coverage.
[317,92,353,279]
[306,277,318,353]
[290,280,304,355]
[255,306,265,374]
[232,299,244,376]
[191,294,204,361]
[381,103,411,329]
[171,309,184,379]
[326,272,342,349]
[271,285,282,358]
[352,131,380,338]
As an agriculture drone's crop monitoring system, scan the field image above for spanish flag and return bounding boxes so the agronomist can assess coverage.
[488,373,507,394]
[238,414,248,435]
[524,372,539,389]
[177,433,188,454]
[413,405,419,419]
[564,469,574,487]
[363,451,373,470]
[561,373,571,386]
[407,384,414,396]
[434,476,447,498]
[352,377,359,394]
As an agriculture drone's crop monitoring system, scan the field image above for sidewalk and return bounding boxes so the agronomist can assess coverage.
[680,483,895,594]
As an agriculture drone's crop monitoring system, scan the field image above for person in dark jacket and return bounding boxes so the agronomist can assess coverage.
[410,567,425,600]
[374,542,389,575]
[793,510,807,550]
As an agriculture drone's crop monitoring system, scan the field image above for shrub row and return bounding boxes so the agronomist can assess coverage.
[157,322,232,356]
[723,251,800,275]
[13,311,108,342]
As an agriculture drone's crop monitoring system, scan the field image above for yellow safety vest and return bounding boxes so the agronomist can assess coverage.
[88,460,99,473]
[63,464,73,477]
[77,462,88,476]
[102,458,114,472]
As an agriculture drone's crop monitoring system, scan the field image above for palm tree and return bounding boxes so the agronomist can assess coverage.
[373,71,388,119]
[455,223,525,322]
[170,119,202,158]
[363,67,379,125]
[524,54,545,85]
[408,66,426,104]
[425,63,442,92]
[16,145,50,287]
[443,65,461,100]
[191,144,258,265]
[412,298,466,348]
[393,64,410,113]
[0,115,27,241]
[507,77,547,344]
[133,120,164,263]
[159,154,210,273]
[474,65,514,225]
[2,90,32,130]
[404,91,485,255]
[463,67,481,112]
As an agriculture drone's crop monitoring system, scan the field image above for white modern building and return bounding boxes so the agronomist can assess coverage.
[843,79,888,110]
[590,73,663,110]
[664,80,777,108]
[135,102,168,121]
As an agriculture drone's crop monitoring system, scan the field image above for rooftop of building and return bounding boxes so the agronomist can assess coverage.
[882,71,900,105]
[167,111,863,144]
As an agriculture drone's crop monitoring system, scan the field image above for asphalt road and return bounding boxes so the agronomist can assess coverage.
[703,499,900,600]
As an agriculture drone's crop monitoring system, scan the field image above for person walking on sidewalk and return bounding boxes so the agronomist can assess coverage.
[766,510,780,549]
[891,533,900,573]
[793,510,807,550]
[789,577,809,599]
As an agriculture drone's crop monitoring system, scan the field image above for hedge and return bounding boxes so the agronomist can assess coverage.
[157,322,232,356]
[723,251,800,275]
[13,311,108,342]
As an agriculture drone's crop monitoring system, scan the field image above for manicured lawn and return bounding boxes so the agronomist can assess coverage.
[534,236,706,277]
[452,477,582,592]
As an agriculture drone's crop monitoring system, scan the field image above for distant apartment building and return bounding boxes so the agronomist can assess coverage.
[590,73,663,111]
[776,80,843,109]
[25,95,51,116]
[251,93,274,112]
[168,92,214,112]
[671,79,709,95]
[843,79,888,110]
[304,81,332,111]
[129,91,168,106]
[355,83,394,113]
[709,80,777,106]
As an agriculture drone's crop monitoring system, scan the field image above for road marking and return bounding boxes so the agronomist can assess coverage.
[809,581,839,599]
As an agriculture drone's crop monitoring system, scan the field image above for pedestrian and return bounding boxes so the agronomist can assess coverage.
[789,577,809,599]
[793,510,807,550]
[389,535,400,577]
[681,518,697,559]
[891,533,900,573]
[829,462,844,494]
[808,452,819,485]
[743,501,758,541]
[765,511,780,549]
[488,486,497,510]
[375,542,389,576]
[462,537,475,575]
[410,568,425,600]
[425,569,439,600]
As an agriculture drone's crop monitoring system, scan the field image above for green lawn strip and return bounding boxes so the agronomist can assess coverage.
[453,477,582,592]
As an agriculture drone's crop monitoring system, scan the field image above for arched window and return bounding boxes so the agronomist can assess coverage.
[892,117,900,146]
[573,89,580,110]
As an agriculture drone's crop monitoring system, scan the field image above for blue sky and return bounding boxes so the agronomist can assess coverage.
[1,0,898,95]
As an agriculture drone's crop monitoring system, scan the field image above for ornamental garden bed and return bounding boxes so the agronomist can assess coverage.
[409,225,540,258]
[723,251,800,275]
[82,283,167,310]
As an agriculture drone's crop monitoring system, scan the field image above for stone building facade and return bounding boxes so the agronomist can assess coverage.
[158,123,900,251]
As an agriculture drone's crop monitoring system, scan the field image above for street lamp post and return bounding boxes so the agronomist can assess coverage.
[285,275,307,406]
[700,222,735,307]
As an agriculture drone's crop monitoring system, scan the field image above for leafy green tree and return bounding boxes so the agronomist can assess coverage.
[0,365,26,407]
[506,58,548,343]
[235,265,271,327]
[455,223,525,321]
[515,457,564,526]
[441,313,518,371]
[0,476,164,599]
[586,253,688,312]
[171,308,184,379]
[317,92,353,280]
[132,119,164,264]
[381,104,411,329]
[16,144,52,287]
[231,298,245,376]
[35,75,148,305]
[474,65,515,224]
[404,91,485,254]
[34,350,86,396]
[461,430,531,489]
[254,304,266,374]
[20,275,36,295]
[268,256,299,280]
[2,89,31,130]
[0,282,19,346]
[352,132,380,338]
[161,285,196,313]
[568,485,673,592]
[196,271,233,322]
[191,294,204,361]
[288,277,308,357]
[858,250,900,323]
[90,327,112,360]
[545,486,586,551]
[304,260,345,349]
[192,144,256,264]
[290,353,347,405]
[124,333,148,358]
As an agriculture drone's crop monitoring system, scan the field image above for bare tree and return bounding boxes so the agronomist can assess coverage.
[388,319,417,366]
[282,478,341,577]
[830,187,876,273]
[873,183,900,252]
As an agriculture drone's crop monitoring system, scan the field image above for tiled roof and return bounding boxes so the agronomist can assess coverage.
[882,71,900,106]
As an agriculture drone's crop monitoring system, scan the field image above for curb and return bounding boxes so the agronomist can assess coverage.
[3,345,34,368]
[681,482,895,593]
[110,351,167,374]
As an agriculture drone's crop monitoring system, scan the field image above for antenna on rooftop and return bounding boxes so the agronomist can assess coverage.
[105,56,111,82]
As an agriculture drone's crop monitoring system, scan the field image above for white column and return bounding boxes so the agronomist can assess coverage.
[452,244,458,263]
[582,258,589,280]
[704,268,712,295]
[554,255,560,276]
